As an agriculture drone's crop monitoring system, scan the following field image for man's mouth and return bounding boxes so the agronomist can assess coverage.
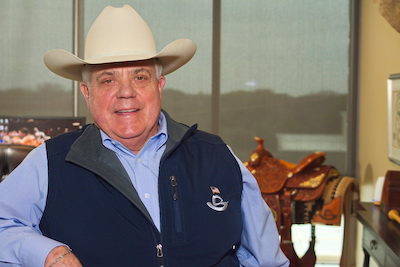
[115,109,139,114]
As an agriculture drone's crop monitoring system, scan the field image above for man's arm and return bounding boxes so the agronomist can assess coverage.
[0,144,67,266]
[229,148,289,267]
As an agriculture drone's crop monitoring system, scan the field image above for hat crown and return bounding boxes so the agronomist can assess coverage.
[84,5,157,62]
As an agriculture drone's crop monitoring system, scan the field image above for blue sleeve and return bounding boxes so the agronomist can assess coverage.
[228,147,289,267]
[0,144,66,266]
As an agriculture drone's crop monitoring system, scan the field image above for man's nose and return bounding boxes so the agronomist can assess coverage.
[117,82,137,98]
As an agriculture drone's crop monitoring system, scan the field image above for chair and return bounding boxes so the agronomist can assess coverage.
[0,144,35,182]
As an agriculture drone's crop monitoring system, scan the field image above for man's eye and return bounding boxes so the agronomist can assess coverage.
[135,76,147,81]
[102,79,113,84]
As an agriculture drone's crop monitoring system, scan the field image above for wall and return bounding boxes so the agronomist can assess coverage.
[356,0,400,266]
[358,0,400,197]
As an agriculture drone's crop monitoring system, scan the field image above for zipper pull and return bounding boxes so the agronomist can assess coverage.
[156,243,164,267]
[170,175,178,200]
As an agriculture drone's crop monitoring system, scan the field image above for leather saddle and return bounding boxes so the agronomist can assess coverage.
[244,137,343,267]
[244,137,340,223]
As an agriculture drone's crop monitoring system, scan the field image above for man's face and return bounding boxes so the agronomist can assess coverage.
[80,60,165,153]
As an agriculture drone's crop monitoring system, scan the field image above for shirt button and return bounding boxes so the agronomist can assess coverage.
[144,193,150,199]
[137,158,142,163]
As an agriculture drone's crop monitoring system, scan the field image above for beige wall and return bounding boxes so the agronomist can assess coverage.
[358,0,400,199]
[356,1,400,266]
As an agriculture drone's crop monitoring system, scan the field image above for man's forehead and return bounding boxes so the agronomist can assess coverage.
[91,60,155,74]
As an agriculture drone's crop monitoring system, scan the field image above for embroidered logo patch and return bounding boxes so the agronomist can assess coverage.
[206,186,228,212]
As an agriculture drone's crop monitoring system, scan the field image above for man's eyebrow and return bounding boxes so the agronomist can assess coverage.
[96,70,117,78]
[132,68,151,74]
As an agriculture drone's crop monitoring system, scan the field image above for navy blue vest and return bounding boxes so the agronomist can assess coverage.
[40,118,243,266]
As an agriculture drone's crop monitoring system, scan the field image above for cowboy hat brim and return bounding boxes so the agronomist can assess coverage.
[44,38,196,81]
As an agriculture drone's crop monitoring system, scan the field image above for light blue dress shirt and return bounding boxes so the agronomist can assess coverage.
[0,113,288,267]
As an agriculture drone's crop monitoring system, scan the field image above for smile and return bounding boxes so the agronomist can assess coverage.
[115,109,139,114]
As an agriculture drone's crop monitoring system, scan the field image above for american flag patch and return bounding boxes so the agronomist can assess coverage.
[210,186,220,194]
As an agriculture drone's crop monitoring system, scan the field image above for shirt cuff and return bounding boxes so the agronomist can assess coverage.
[19,233,67,267]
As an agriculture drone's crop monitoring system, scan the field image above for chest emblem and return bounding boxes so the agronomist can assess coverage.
[206,186,229,212]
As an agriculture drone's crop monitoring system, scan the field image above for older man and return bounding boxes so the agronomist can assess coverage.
[0,5,289,267]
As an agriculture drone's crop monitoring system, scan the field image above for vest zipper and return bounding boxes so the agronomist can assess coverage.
[156,243,164,267]
[169,175,183,233]
[170,175,178,200]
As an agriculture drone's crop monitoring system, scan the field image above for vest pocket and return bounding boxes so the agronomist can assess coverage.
[170,175,183,233]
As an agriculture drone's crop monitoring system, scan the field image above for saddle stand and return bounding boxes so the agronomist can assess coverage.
[244,137,359,267]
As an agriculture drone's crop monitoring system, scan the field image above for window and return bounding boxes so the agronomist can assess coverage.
[0,0,73,117]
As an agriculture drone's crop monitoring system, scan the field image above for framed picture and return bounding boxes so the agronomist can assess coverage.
[0,116,86,147]
[388,73,400,164]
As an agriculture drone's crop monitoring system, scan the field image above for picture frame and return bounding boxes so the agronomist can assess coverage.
[0,116,86,147]
[388,73,400,164]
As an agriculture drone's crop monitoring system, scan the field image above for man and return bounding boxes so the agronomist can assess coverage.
[0,5,289,267]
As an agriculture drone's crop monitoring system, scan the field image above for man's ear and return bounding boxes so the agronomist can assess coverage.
[80,83,90,101]
[158,76,166,97]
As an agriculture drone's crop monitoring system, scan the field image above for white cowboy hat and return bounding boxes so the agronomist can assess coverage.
[44,5,197,81]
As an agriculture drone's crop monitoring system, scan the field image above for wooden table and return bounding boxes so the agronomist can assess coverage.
[356,202,400,267]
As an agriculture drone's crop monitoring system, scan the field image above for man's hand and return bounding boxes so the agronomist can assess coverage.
[44,246,83,267]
